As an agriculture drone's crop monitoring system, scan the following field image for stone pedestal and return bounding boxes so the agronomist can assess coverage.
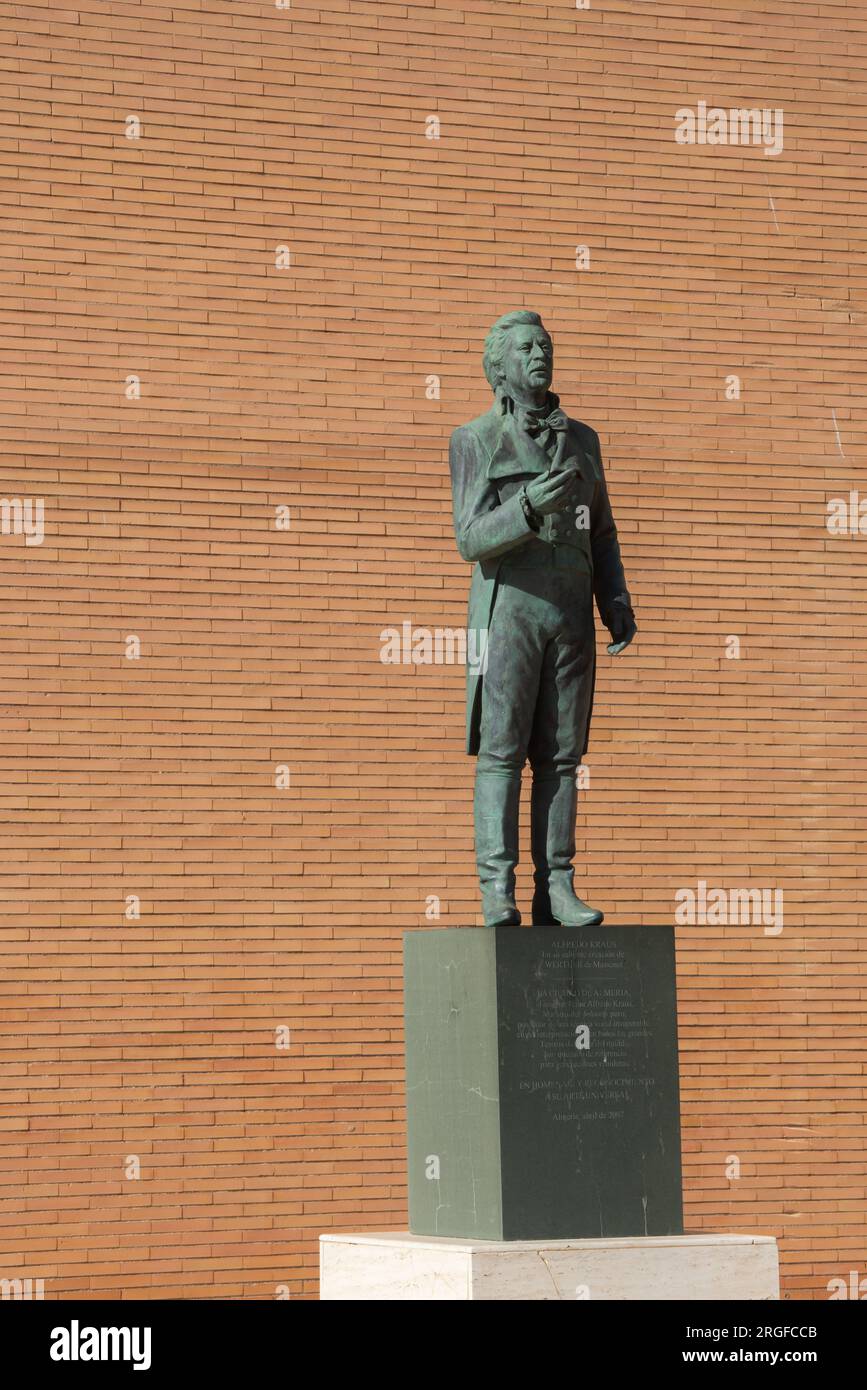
[404,925,683,1240]
[319,925,781,1301]
[319,1232,781,1301]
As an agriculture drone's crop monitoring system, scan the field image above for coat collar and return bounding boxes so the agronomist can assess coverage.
[486,413,551,479]
[476,393,598,481]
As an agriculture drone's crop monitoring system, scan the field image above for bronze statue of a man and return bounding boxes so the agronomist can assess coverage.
[449,310,636,928]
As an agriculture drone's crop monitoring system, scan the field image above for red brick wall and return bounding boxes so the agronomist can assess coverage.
[1,0,864,1299]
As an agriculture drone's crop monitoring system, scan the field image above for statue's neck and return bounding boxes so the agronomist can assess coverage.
[503,386,551,411]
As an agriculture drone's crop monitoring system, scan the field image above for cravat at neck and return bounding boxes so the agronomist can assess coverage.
[513,398,567,435]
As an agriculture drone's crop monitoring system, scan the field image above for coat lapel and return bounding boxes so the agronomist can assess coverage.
[468,402,600,483]
[485,415,550,479]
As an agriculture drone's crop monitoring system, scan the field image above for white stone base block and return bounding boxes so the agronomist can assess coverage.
[320,1232,780,1301]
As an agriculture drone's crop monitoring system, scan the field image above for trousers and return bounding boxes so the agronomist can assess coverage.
[474,542,595,897]
[478,544,595,775]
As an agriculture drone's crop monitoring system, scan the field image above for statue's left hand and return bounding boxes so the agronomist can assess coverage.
[605,595,637,655]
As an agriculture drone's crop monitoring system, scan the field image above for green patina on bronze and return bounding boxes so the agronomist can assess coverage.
[448,311,637,927]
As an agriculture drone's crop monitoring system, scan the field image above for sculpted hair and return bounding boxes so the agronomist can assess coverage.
[482,309,547,392]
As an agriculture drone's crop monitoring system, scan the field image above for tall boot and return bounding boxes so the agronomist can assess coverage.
[530,772,604,927]
[474,769,522,927]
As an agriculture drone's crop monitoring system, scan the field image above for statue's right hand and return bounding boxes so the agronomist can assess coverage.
[525,469,579,516]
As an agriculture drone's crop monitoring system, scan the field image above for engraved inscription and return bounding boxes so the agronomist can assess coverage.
[514,939,659,1128]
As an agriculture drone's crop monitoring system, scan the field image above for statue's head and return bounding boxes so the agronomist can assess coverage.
[482,310,553,403]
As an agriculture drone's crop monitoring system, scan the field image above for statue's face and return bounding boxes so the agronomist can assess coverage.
[501,324,553,399]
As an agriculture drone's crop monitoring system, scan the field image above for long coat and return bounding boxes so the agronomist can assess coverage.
[448,398,629,756]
